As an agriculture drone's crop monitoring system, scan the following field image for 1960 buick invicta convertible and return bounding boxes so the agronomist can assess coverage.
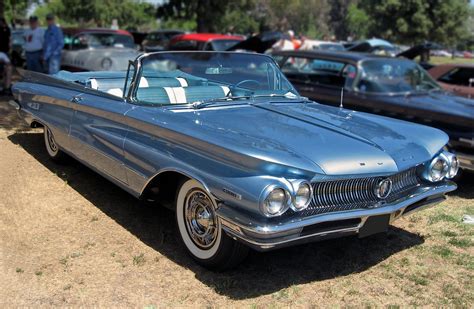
[12,52,458,270]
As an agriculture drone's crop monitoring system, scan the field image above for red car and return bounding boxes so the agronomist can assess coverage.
[429,64,474,99]
[168,33,244,51]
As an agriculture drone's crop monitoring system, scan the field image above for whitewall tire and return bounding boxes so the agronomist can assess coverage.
[44,126,66,162]
[176,179,248,270]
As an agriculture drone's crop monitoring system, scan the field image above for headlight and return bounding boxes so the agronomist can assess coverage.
[101,58,113,70]
[424,155,449,182]
[291,181,312,211]
[443,152,459,179]
[261,187,289,217]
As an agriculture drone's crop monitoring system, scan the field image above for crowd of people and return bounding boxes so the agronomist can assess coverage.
[0,14,64,95]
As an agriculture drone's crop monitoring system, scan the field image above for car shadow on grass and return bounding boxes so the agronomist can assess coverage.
[9,131,428,299]
[449,170,474,199]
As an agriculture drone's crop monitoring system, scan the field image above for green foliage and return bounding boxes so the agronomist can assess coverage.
[3,0,471,47]
[424,0,470,48]
[258,0,330,37]
[355,0,470,46]
[2,0,36,22]
[33,0,157,29]
[329,0,357,40]
[346,3,370,40]
[359,0,432,44]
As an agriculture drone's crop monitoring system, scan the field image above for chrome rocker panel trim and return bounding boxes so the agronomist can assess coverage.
[457,152,474,171]
[217,182,456,251]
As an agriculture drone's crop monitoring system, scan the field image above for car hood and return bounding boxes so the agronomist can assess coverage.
[383,91,474,125]
[154,101,448,177]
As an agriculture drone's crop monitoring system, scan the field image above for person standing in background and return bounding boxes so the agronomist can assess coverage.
[24,16,44,72]
[43,13,64,74]
[0,17,10,57]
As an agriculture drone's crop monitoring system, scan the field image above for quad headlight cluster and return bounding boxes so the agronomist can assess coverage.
[422,151,459,182]
[260,181,313,217]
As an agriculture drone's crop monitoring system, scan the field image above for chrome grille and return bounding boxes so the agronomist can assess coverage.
[301,167,419,216]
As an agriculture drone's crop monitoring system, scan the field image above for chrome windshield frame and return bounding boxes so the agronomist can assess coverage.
[125,51,298,105]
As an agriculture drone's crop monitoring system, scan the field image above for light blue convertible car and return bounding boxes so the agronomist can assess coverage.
[12,52,458,270]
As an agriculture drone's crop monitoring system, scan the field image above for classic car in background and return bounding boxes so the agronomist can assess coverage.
[345,38,400,56]
[11,29,26,67]
[429,64,474,99]
[62,28,140,71]
[141,30,184,52]
[227,31,284,53]
[300,39,345,51]
[12,51,458,270]
[273,50,474,171]
[168,33,244,51]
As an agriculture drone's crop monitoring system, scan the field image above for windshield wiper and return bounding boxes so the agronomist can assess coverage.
[190,93,306,109]
[190,96,252,109]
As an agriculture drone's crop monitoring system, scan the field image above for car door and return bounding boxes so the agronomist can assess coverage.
[69,91,133,184]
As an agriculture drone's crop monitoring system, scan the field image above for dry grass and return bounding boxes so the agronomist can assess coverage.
[429,56,474,65]
[0,97,472,307]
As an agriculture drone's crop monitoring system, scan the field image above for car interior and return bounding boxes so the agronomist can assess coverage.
[84,75,231,105]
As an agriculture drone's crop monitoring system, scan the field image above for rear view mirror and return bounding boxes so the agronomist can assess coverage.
[205,67,233,74]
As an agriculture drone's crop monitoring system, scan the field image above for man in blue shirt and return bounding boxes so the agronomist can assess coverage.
[43,13,64,74]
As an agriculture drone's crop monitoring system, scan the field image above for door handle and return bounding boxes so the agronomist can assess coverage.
[70,95,83,103]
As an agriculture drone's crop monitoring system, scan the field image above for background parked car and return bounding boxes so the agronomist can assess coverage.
[429,64,474,99]
[11,29,26,67]
[141,30,184,52]
[168,33,244,51]
[273,50,474,172]
[62,28,140,71]
[300,39,345,51]
[345,38,399,56]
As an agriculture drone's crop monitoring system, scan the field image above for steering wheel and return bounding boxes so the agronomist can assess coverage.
[234,79,261,90]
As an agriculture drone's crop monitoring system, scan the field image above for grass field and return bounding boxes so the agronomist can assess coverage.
[430,56,474,65]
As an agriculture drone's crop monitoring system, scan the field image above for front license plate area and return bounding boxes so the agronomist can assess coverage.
[358,214,390,238]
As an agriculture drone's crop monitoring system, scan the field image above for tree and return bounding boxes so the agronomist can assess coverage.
[34,0,156,29]
[329,0,358,40]
[258,0,331,37]
[1,0,37,23]
[359,0,431,44]
[157,0,228,32]
[346,2,369,40]
[354,0,470,45]
[424,0,470,48]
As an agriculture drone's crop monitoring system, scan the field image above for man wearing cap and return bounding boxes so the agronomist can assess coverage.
[43,13,64,74]
[24,16,45,72]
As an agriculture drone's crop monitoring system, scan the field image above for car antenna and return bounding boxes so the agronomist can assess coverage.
[339,87,344,109]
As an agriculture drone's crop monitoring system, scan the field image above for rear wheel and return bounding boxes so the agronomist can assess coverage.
[176,179,248,271]
[44,126,66,162]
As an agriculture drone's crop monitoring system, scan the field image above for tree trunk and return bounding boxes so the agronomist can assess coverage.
[0,0,5,18]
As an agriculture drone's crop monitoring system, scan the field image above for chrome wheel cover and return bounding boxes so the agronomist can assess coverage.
[46,128,58,153]
[184,189,218,249]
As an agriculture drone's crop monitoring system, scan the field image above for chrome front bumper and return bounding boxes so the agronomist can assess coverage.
[217,182,456,251]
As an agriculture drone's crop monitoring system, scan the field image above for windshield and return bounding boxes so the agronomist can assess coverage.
[357,59,440,94]
[132,52,298,106]
[316,43,345,51]
[74,33,135,49]
[210,39,242,51]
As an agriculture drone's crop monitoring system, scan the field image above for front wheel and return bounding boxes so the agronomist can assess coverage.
[44,126,66,162]
[176,179,249,270]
